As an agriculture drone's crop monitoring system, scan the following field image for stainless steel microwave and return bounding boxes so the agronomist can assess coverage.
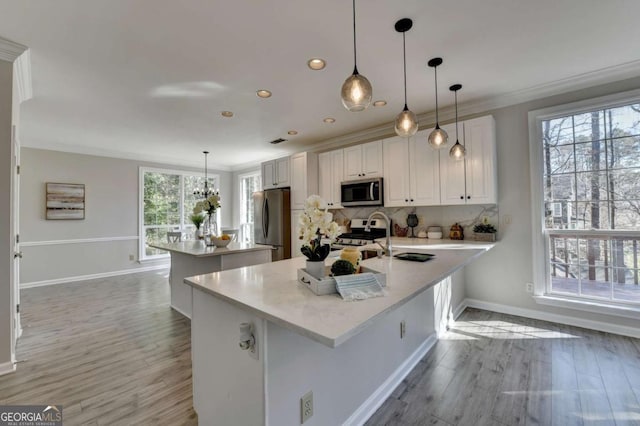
[340,178,383,207]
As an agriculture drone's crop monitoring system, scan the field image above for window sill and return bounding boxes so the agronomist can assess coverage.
[533,294,640,320]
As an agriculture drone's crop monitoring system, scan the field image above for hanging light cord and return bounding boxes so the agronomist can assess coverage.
[402,31,408,108]
[352,0,358,73]
[434,66,439,124]
[454,89,458,140]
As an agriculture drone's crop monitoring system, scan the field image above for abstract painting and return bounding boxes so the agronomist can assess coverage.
[46,183,85,220]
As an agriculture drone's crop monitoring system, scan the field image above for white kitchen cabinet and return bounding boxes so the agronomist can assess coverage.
[261,156,290,189]
[439,115,497,205]
[290,152,318,210]
[343,140,383,180]
[318,149,344,208]
[383,130,440,207]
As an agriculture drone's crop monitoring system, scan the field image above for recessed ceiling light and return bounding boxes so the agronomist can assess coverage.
[257,90,272,98]
[373,100,387,107]
[221,111,234,118]
[307,58,326,70]
[323,117,336,124]
[287,130,298,135]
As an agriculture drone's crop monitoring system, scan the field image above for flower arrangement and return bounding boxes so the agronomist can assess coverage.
[298,195,341,261]
[190,213,206,230]
[193,194,221,217]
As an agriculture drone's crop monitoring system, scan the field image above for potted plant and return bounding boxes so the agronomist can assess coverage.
[190,213,206,240]
[472,222,497,242]
[193,193,221,243]
[298,195,341,278]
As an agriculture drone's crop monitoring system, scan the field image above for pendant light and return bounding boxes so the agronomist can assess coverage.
[427,57,448,148]
[193,151,216,198]
[394,18,418,138]
[449,84,466,160]
[341,0,372,112]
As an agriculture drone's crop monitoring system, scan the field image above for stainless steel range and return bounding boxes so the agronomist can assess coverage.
[334,218,389,248]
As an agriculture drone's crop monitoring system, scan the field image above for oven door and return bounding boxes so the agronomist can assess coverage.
[341,178,383,207]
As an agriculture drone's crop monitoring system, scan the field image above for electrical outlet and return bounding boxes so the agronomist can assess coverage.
[503,214,512,225]
[301,391,313,424]
[400,320,406,339]
[526,282,534,293]
[129,254,135,261]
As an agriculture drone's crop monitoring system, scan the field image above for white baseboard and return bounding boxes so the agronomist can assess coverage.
[0,361,16,376]
[452,300,468,321]
[344,333,438,426]
[170,304,191,320]
[460,298,640,339]
[21,263,169,289]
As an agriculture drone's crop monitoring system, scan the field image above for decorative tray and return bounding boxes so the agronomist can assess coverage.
[297,266,386,296]
[393,252,436,262]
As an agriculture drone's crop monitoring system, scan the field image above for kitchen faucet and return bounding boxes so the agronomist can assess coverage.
[365,211,391,256]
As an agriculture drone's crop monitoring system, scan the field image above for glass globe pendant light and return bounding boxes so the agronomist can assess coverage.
[449,84,466,160]
[394,18,418,138]
[341,0,372,112]
[427,57,448,148]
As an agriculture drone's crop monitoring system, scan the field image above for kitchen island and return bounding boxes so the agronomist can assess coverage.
[149,241,273,318]
[184,240,494,425]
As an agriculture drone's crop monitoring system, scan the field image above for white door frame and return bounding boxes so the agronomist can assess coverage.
[12,124,21,345]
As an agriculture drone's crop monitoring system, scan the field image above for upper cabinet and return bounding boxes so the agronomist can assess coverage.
[261,156,290,190]
[318,149,344,208]
[290,152,318,210]
[439,115,497,205]
[343,140,383,181]
[383,130,440,207]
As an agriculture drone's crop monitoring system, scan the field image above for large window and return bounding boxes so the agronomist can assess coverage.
[238,171,261,243]
[532,92,640,308]
[140,167,220,260]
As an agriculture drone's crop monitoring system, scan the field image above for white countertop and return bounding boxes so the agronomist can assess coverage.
[149,241,273,257]
[184,242,494,347]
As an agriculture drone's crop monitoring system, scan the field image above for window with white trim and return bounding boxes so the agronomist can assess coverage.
[238,171,261,243]
[140,167,220,260]
[532,93,640,306]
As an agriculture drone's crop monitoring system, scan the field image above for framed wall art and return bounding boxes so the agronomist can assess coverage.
[46,182,85,220]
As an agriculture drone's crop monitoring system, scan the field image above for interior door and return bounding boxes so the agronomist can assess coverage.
[11,125,21,346]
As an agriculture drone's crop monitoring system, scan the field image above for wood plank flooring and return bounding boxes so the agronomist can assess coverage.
[2,270,640,425]
[366,308,640,426]
[0,270,197,426]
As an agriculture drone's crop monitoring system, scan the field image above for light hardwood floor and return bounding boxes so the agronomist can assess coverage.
[366,308,640,426]
[2,271,640,426]
[0,270,197,426]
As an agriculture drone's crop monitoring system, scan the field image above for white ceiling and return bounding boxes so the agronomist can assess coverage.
[2,0,640,170]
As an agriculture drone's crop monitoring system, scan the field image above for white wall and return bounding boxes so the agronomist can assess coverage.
[0,60,13,368]
[19,148,232,285]
[464,76,640,330]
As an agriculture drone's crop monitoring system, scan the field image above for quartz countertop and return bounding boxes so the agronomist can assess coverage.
[149,241,273,257]
[184,243,494,347]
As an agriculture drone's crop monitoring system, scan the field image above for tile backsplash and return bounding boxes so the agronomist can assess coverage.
[331,204,499,238]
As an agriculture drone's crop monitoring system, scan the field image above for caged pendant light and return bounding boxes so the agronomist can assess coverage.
[193,151,218,198]
[394,18,418,138]
[449,84,466,160]
[341,0,372,112]
[427,57,448,149]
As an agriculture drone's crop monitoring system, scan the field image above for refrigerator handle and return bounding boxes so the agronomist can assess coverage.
[263,198,269,239]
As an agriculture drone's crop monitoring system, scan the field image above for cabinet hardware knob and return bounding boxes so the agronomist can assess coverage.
[405,199,408,202]
[467,195,471,199]
[460,196,464,199]
[410,199,414,202]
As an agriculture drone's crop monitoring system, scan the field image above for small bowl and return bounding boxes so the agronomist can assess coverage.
[427,231,443,239]
[210,236,231,247]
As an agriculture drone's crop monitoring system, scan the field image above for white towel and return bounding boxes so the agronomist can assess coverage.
[334,273,385,301]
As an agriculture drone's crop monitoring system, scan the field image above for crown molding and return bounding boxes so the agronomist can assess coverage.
[14,49,33,103]
[0,37,27,63]
[308,59,640,153]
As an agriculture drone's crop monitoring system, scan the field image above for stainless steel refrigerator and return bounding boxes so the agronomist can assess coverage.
[253,188,291,262]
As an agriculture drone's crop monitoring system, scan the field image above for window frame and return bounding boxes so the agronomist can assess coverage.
[528,88,640,315]
[138,166,220,261]
[237,170,261,243]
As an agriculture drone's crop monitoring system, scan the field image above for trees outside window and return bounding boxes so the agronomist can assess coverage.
[141,168,219,259]
[540,101,640,304]
[238,172,261,243]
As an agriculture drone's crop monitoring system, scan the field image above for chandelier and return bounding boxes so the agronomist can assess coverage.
[193,151,217,198]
